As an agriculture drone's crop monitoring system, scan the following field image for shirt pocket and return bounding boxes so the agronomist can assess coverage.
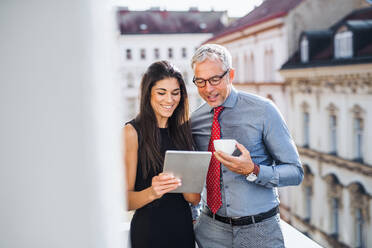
[221,126,262,155]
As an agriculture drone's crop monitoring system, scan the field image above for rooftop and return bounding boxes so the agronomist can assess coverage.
[117,8,227,35]
[282,6,372,69]
[206,0,304,42]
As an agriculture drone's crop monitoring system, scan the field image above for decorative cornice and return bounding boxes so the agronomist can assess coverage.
[286,72,372,95]
[298,146,372,176]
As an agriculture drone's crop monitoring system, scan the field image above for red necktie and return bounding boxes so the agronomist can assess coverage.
[207,106,224,214]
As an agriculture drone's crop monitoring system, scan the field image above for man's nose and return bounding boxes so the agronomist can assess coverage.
[204,81,215,92]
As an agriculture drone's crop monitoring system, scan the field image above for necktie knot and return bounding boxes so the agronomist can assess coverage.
[213,106,224,120]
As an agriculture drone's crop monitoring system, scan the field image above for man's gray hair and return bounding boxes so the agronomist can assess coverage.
[191,44,232,71]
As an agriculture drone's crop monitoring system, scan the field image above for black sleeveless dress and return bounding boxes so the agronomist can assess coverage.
[127,119,195,248]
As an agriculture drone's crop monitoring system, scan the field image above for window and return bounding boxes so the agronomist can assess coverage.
[325,174,342,239]
[331,198,340,237]
[233,55,239,83]
[301,37,309,63]
[349,183,368,248]
[249,53,255,82]
[329,115,337,154]
[168,48,173,59]
[181,47,187,58]
[355,208,364,248]
[140,48,146,60]
[305,186,312,221]
[334,29,353,59]
[303,112,310,147]
[126,73,134,88]
[126,49,132,60]
[154,48,160,59]
[353,117,363,161]
[302,165,313,223]
[351,105,364,162]
[264,48,274,82]
[244,54,249,82]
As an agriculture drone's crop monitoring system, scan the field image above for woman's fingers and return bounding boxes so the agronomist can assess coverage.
[151,175,181,198]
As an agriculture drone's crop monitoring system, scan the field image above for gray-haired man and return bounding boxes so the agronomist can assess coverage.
[191,44,303,248]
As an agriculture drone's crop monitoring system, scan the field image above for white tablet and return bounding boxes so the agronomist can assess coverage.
[163,150,212,193]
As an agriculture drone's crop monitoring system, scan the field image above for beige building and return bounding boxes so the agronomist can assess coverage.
[203,0,366,121]
[280,6,372,248]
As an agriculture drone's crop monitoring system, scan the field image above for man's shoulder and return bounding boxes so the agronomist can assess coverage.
[236,91,271,108]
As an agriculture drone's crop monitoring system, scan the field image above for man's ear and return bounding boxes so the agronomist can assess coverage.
[228,68,235,82]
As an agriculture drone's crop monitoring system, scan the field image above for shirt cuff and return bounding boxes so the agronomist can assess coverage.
[256,164,279,186]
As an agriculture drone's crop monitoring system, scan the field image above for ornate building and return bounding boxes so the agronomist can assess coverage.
[201,0,366,121]
[280,6,372,248]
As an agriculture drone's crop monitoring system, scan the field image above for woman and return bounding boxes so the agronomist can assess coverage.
[124,61,200,248]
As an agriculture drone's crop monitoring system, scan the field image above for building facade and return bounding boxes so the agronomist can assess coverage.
[117,8,228,122]
[280,7,372,248]
[201,0,367,121]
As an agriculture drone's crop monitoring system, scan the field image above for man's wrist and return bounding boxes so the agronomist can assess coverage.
[245,163,260,182]
[252,163,260,176]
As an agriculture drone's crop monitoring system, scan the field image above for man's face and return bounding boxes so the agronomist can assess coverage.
[194,59,234,108]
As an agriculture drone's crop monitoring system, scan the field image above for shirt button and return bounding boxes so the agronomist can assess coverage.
[225,186,229,189]
[223,170,227,173]
[227,204,230,207]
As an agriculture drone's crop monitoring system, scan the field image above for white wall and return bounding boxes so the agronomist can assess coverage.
[0,1,126,247]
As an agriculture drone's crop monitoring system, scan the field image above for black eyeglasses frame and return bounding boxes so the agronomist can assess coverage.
[192,69,230,88]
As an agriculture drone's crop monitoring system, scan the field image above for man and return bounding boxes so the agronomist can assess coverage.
[190,44,303,248]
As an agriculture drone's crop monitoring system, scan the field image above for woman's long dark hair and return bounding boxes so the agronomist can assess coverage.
[136,61,194,178]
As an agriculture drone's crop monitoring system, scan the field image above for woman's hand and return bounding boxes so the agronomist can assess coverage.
[150,173,181,199]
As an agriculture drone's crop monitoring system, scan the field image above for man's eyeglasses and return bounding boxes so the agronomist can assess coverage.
[192,69,229,88]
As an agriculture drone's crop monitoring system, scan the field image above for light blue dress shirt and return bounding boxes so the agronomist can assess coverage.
[191,87,303,217]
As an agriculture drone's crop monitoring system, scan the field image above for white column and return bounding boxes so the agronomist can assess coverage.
[0,0,126,247]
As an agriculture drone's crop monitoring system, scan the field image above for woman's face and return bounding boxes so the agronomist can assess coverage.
[150,77,181,127]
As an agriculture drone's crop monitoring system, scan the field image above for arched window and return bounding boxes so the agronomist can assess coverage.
[348,183,368,248]
[325,174,343,239]
[302,164,314,222]
[301,102,310,148]
[351,105,364,162]
[327,103,338,155]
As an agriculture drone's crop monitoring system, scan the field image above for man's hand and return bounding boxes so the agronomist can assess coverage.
[214,142,254,175]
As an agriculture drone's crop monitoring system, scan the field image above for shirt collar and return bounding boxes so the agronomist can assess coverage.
[207,86,238,113]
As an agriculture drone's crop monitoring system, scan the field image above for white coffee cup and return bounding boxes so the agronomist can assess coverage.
[213,139,237,155]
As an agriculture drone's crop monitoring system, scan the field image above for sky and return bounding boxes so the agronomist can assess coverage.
[114,0,264,17]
